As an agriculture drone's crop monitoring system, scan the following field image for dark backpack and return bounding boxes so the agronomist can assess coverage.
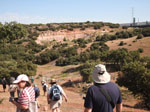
[34,87,40,98]
[50,85,61,101]
[43,84,47,91]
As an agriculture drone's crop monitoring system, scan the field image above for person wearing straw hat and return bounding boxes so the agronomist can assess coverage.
[9,74,37,112]
[47,79,68,112]
[84,64,122,112]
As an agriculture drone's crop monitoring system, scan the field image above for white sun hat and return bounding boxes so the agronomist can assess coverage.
[92,64,111,83]
[13,74,29,84]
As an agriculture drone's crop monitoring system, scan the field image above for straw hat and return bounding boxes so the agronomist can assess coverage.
[49,79,57,84]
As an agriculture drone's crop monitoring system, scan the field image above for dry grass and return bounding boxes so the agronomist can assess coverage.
[106,37,150,57]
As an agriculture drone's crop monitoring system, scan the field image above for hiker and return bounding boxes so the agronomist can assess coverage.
[8,77,17,97]
[84,64,122,112]
[9,74,37,112]
[47,79,68,112]
[42,80,48,96]
[9,83,18,98]
[34,84,40,108]
[30,76,34,83]
[1,77,7,92]
[34,84,40,100]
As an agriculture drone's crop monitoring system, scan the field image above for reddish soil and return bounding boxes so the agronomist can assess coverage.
[106,36,150,57]
[36,27,111,44]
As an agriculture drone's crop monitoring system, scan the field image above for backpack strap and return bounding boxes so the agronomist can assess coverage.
[95,84,115,108]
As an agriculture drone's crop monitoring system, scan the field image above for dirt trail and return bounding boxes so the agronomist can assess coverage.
[0,82,84,112]
[0,83,149,112]
[0,64,149,112]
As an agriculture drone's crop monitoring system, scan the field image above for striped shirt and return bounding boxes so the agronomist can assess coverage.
[18,86,35,107]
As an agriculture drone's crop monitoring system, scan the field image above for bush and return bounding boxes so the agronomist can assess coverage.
[0,98,4,104]
[119,41,124,46]
[117,62,150,109]
[141,27,150,37]
[56,55,80,66]
[0,22,28,43]
[35,50,60,64]
[138,48,144,53]
[62,47,78,57]
[80,61,99,82]
[90,43,99,50]
[95,35,101,41]
[136,34,144,39]
[80,52,90,63]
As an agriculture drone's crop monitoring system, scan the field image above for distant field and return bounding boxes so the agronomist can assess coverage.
[106,36,150,57]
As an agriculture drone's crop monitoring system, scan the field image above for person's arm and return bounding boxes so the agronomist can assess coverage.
[58,85,68,102]
[84,107,92,112]
[11,100,28,110]
[62,93,68,102]
[47,94,50,104]
[116,103,122,112]
[47,87,51,104]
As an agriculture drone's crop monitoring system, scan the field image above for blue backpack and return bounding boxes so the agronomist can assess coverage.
[50,85,61,101]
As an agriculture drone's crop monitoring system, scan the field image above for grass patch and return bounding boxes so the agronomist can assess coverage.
[59,73,68,78]
[0,98,4,104]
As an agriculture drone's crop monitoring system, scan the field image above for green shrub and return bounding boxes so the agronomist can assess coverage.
[0,22,28,43]
[119,41,124,46]
[117,62,150,109]
[80,61,100,83]
[0,98,4,104]
[136,34,144,39]
[138,48,144,53]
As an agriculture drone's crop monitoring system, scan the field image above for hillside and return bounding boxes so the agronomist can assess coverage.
[1,22,150,111]
[106,36,150,57]
[35,27,112,44]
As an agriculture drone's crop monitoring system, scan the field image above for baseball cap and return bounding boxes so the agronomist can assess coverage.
[13,74,29,84]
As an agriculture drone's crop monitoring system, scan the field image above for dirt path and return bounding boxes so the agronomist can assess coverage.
[0,81,149,112]
[0,64,149,112]
[0,83,84,112]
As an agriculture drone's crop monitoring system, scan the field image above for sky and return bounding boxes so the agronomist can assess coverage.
[0,0,149,24]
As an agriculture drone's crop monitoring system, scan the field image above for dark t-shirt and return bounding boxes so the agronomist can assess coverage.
[84,82,122,112]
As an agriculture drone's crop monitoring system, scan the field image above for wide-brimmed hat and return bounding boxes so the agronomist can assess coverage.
[92,64,110,83]
[49,79,57,84]
[13,74,29,84]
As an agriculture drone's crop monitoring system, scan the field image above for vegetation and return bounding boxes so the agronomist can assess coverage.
[80,61,99,82]
[0,98,4,104]
[0,44,37,80]
[117,62,150,109]
[0,22,38,80]
[137,34,144,39]
[1,21,150,109]
[0,22,28,43]
[30,21,120,32]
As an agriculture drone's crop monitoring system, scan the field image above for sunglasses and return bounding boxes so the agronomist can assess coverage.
[98,71,105,75]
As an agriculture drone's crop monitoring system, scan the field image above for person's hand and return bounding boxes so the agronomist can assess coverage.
[65,98,68,102]
[9,97,14,102]
[48,100,50,104]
